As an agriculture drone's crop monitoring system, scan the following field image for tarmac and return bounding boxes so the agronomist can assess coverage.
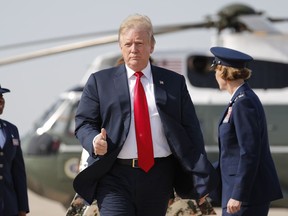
[28,189,287,216]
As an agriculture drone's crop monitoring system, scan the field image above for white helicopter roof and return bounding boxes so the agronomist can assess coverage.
[214,33,288,63]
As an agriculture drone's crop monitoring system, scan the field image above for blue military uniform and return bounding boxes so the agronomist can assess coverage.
[210,47,283,216]
[0,86,29,215]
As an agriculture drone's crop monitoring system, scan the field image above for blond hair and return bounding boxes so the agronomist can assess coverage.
[118,14,156,45]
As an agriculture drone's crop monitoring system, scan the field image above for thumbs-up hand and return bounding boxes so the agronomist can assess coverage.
[93,128,108,155]
[100,128,107,141]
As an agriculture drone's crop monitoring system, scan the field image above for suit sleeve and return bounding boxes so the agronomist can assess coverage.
[75,74,101,156]
[174,76,218,198]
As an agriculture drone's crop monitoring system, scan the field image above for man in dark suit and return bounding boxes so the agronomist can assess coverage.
[0,85,29,216]
[73,14,218,216]
[210,47,283,215]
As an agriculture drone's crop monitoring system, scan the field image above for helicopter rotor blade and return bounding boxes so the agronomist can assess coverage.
[268,17,288,22]
[0,30,118,51]
[0,34,118,66]
[0,21,213,66]
[0,22,212,51]
[153,21,214,34]
[1,3,287,67]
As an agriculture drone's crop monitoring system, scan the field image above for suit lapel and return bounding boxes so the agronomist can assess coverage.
[113,65,131,139]
[218,83,250,126]
[0,120,9,148]
[112,65,168,136]
[0,120,5,149]
[0,121,15,150]
[151,66,167,107]
[219,102,231,126]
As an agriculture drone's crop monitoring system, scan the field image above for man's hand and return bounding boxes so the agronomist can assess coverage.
[93,128,108,155]
[227,198,242,214]
[18,211,26,216]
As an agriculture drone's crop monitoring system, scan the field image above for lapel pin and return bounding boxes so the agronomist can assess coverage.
[159,80,164,85]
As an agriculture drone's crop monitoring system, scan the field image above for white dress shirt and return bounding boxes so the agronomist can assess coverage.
[118,62,171,159]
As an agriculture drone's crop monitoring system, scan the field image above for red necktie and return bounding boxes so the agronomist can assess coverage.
[134,72,154,172]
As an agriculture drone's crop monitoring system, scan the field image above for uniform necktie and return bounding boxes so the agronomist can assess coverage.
[134,72,154,172]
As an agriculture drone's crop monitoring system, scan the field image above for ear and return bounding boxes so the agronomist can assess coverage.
[150,44,155,54]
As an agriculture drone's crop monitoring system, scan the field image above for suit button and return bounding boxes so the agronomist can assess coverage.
[0,176,3,180]
[0,152,3,156]
[0,164,3,168]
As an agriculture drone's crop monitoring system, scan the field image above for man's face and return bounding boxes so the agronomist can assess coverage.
[0,94,5,115]
[119,28,154,72]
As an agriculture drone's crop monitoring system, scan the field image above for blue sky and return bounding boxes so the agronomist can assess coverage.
[1,0,288,136]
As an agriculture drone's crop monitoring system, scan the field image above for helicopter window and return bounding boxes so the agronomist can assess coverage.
[186,55,218,88]
[48,100,77,136]
[248,60,288,89]
[186,55,288,89]
[33,99,64,130]
[34,98,77,136]
[68,101,79,135]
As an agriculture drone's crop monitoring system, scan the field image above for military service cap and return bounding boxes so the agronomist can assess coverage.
[210,46,253,69]
[0,85,10,94]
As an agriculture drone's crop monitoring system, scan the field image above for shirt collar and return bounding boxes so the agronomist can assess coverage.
[126,62,152,80]
[230,83,245,102]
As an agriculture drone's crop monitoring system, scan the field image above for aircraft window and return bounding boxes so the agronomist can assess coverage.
[33,99,64,129]
[186,55,218,88]
[33,98,76,136]
[187,56,288,89]
[68,102,79,135]
[49,100,76,135]
[248,60,288,89]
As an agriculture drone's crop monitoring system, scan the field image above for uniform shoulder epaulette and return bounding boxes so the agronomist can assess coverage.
[234,92,245,102]
[231,92,246,106]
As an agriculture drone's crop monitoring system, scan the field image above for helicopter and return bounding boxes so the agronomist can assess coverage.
[1,3,288,209]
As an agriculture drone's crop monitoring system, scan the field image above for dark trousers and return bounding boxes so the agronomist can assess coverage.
[222,202,270,216]
[96,155,176,216]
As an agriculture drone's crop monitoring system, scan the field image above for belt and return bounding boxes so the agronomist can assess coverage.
[116,156,171,168]
[117,158,140,168]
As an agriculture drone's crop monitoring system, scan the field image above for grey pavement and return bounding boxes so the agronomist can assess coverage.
[28,190,288,216]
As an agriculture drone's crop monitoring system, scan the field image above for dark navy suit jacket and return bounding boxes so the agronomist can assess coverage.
[216,83,283,207]
[73,64,218,204]
[0,119,29,215]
